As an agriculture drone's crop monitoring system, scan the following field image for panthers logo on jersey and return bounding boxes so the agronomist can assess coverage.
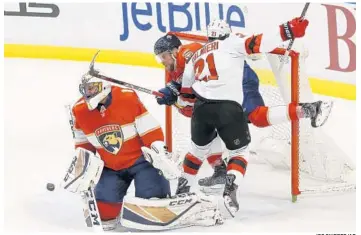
[95,124,124,155]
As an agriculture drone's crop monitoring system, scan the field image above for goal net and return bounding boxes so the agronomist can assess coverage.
[164,31,355,201]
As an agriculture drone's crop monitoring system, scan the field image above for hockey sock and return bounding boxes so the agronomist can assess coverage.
[97,201,122,221]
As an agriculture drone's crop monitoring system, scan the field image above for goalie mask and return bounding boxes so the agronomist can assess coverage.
[207,19,232,41]
[79,73,111,110]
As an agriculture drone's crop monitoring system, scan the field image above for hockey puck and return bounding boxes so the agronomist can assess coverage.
[46,183,55,191]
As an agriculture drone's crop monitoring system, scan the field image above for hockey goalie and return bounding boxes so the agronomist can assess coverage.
[59,72,222,231]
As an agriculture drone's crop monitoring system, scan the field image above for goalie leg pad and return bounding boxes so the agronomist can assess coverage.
[120,192,222,231]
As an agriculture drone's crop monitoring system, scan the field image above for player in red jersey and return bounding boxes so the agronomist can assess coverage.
[61,71,222,231]
[62,72,176,230]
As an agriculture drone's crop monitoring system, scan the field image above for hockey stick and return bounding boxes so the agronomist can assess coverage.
[88,50,164,98]
[46,181,103,231]
[64,104,104,232]
[88,51,187,110]
[81,183,104,232]
[278,2,310,71]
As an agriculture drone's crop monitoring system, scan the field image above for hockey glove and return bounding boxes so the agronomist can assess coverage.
[156,81,181,106]
[141,141,181,180]
[280,17,309,41]
[61,147,104,194]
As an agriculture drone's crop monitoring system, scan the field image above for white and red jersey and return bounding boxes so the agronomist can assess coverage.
[71,86,164,171]
[181,32,283,105]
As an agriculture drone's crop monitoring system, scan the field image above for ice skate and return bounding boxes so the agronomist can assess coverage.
[176,176,191,194]
[223,174,239,217]
[301,101,333,128]
[198,160,227,195]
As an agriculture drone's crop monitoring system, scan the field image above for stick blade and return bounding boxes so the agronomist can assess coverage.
[89,50,101,74]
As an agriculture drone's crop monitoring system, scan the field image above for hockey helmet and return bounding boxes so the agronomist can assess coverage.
[154,34,182,56]
[79,73,111,110]
[207,19,232,41]
[154,34,182,70]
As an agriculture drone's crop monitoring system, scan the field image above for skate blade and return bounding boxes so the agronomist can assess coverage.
[199,185,225,196]
[223,196,238,218]
[314,101,334,127]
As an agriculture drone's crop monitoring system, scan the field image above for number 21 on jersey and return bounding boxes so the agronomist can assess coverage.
[194,53,219,82]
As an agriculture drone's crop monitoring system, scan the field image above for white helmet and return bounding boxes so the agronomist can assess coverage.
[79,73,111,110]
[207,19,231,40]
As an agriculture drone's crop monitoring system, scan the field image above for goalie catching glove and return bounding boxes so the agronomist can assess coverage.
[141,141,181,180]
[61,147,104,194]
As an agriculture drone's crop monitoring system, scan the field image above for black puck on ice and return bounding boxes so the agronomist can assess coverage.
[46,183,55,191]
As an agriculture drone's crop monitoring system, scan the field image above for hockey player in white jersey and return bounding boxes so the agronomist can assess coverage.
[156,19,333,207]
[173,17,312,217]
[196,20,334,195]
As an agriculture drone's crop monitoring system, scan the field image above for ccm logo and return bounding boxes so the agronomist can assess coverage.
[169,198,193,206]
[86,190,101,226]
[170,192,195,199]
[88,199,100,225]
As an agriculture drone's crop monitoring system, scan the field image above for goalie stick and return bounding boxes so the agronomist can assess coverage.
[81,183,104,232]
[64,104,104,232]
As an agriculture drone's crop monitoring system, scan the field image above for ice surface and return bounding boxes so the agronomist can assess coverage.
[4,58,356,232]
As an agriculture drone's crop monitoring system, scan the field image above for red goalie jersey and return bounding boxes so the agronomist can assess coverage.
[71,86,164,170]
